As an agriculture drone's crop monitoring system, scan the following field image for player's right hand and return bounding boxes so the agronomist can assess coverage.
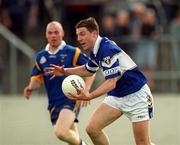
[23,86,33,99]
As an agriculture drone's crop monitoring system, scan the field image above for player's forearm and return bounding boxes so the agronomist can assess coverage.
[84,74,96,92]
[65,65,93,77]
[29,78,41,91]
[90,78,117,99]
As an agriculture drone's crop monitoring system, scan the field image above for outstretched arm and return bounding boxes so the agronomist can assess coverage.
[65,65,93,77]
[45,64,93,79]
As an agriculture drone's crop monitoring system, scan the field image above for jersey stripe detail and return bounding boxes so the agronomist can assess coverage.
[73,48,81,66]
[31,74,44,84]
[85,63,99,73]
[35,61,41,71]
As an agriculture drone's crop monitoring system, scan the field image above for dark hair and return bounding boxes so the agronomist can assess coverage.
[75,17,99,33]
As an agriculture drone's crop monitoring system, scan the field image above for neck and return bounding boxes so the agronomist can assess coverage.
[91,35,98,48]
[49,46,58,53]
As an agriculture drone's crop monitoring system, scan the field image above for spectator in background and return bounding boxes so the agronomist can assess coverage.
[0,0,38,38]
[0,4,12,29]
[132,8,159,90]
[100,13,116,39]
[115,9,132,54]
[131,1,146,37]
[170,8,180,71]
[26,0,39,30]
[0,2,12,93]
[161,0,179,24]
[115,10,131,38]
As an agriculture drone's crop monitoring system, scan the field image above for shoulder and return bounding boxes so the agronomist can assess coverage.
[64,44,83,55]
[64,44,77,51]
[35,49,47,60]
[100,37,121,54]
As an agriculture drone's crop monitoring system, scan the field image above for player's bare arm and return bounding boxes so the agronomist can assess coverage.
[80,74,96,107]
[69,77,118,101]
[90,77,118,99]
[23,79,40,99]
[84,74,96,92]
[45,64,93,78]
[65,65,93,77]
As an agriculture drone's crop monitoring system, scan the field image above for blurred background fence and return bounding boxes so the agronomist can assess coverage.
[0,0,180,94]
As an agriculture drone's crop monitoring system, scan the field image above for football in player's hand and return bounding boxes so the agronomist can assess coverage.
[62,75,85,99]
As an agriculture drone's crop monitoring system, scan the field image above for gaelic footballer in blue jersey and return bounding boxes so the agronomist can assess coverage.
[45,17,155,145]
[85,36,147,97]
[24,21,93,145]
[32,41,88,124]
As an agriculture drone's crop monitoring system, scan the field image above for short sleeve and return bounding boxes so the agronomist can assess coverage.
[30,58,44,84]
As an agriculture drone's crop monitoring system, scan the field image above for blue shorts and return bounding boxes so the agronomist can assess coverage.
[48,99,80,125]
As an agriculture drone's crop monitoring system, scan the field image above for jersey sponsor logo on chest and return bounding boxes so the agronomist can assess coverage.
[104,66,119,76]
[49,55,56,58]
[47,54,67,62]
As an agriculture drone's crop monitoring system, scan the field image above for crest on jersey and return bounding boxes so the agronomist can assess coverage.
[60,54,67,63]
[103,56,111,65]
[40,56,46,64]
[101,54,118,68]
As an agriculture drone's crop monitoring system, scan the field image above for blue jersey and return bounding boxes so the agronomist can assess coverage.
[85,36,147,97]
[31,41,88,111]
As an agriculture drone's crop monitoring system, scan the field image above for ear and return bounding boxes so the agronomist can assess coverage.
[92,31,98,37]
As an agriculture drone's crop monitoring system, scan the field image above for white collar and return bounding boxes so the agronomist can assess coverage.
[45,40,66,54]
[93,36,102,56]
